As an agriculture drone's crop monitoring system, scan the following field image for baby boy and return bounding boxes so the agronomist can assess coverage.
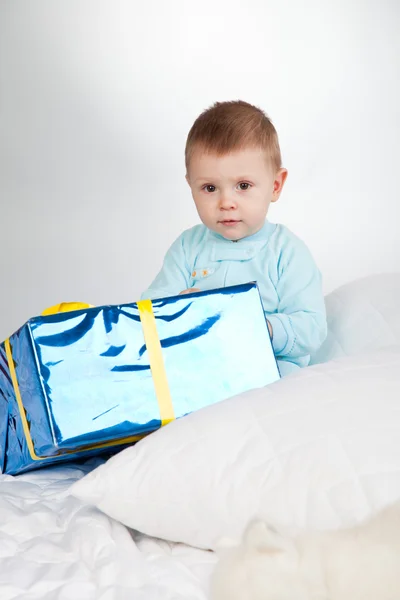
[141,101,327,375]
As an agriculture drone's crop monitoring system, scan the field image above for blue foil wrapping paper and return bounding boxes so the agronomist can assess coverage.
[0,283,280,475]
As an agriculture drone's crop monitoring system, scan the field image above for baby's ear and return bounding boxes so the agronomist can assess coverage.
[243,520,296,556]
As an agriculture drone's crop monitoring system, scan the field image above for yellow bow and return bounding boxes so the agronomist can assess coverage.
[41,302,93,316]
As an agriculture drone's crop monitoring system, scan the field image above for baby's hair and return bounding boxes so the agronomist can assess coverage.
[185,100,282,172]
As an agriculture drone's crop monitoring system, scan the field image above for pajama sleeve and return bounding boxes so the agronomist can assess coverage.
[267,238,327,359]
[141,234,191,300]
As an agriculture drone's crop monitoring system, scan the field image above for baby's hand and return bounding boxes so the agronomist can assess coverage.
[179,288,201,295]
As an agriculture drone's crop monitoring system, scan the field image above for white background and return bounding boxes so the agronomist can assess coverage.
[0,0,399,340]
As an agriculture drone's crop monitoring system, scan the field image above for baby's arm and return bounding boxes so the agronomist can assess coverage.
[267,238,327,359]
[141,234,192,300]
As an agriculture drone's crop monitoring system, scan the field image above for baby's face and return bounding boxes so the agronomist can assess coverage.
[186,146,287,240]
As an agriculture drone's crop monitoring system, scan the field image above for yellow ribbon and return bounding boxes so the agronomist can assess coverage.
[5,299,174,461]
[137,300,175,426]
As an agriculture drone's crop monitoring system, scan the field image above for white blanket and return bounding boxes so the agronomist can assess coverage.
[0,461,215,600]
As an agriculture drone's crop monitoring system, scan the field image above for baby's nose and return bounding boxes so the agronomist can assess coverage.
[219,192,237,210]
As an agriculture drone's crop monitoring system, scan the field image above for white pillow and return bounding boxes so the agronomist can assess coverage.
[71,347,400,550]
[311,273,400,365]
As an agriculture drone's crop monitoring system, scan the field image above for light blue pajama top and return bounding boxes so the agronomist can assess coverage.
[141,221,327,375]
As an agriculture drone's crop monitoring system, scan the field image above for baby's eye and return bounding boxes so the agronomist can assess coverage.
[203,185,216,193]
[237,182,251,191]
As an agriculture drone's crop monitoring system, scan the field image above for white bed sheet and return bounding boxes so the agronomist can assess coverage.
[0,460,215,600]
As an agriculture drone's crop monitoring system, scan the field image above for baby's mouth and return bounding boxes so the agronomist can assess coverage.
[219,220,241,226]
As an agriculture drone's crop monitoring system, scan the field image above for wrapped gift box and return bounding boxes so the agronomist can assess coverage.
[0,283,280,475]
